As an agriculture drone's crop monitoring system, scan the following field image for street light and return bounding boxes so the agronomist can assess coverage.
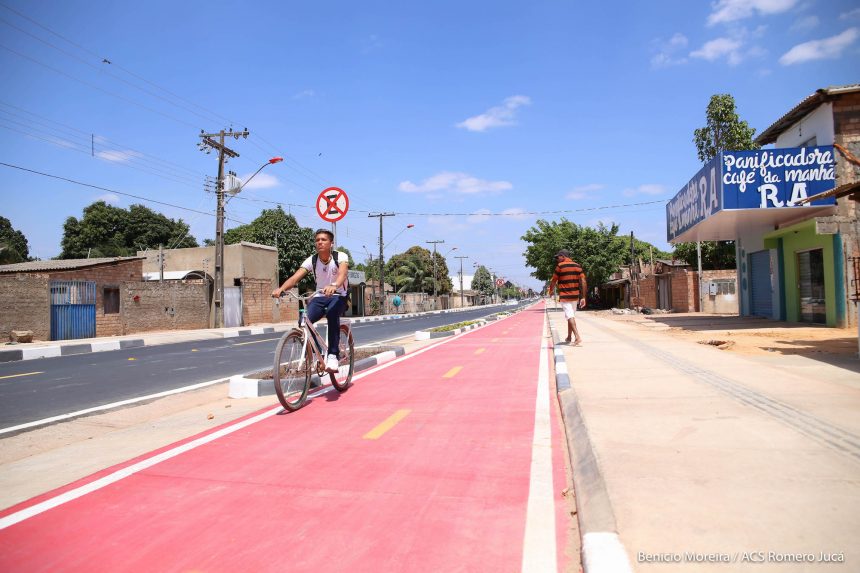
[239,157,283,192]
[385,224,414,295]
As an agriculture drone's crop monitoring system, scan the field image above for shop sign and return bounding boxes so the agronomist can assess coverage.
[666,146,836,242]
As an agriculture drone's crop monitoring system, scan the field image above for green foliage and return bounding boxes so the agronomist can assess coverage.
[0,216,31,263]
[223,206,315,291]
[429,320,480,333]
[671,241,736,270]
[383,246,452,295]
[693,93,759,163]
[686,93,751,269]
[471,266,494,297]
[60,201,197,259]
[522,219,629,288]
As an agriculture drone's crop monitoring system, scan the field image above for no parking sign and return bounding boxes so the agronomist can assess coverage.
[316,187,349,223]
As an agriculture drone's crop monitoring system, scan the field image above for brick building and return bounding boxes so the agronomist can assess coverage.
[0,257,209,341]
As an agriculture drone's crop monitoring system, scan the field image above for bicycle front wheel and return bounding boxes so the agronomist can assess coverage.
[273,330,311,411]
[329,324,354,392]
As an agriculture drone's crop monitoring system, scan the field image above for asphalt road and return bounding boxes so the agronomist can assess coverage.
[0,304,528,429]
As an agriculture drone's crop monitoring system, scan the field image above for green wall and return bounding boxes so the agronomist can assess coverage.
[764,219,837,326]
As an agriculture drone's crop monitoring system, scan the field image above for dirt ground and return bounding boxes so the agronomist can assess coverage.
[596,310,859,358]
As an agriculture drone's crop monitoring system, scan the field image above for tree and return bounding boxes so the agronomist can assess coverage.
[0,216,31,263]
[521,219,630,289]
[671,241,736,270]
[223,206,315,291]
[693,94,758,163]
[679,93,755,269]
[60,201,197,259]
[384,246,435,294]
[472,266,494,300]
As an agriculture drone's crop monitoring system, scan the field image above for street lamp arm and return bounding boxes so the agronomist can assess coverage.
[239,157,283,191]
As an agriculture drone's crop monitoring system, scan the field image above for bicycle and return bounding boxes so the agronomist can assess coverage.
[273,291,355,411]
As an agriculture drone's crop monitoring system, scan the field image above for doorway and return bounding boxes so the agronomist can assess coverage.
[797,248,825,324]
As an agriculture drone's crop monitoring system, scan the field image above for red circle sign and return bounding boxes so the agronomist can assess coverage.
[316,187,349,223]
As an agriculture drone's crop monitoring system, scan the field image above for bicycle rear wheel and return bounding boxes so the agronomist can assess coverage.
[273,330,311,411]
[329,325,354,392]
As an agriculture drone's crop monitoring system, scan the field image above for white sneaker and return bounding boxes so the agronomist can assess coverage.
[325,354,339,373]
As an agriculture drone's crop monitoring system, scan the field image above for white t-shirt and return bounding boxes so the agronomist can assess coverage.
[301,251,348,297]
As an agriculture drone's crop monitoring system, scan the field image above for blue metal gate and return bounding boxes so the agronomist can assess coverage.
[749,251,772,318]
[50,280,96,340]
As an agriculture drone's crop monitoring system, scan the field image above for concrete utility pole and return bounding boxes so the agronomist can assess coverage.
[455,255,469,308]
[369,213,395,315]
[199,128,249,328]
[426,240,444,308]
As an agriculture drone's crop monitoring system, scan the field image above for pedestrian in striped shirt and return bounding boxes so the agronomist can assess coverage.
[548,250,587,346]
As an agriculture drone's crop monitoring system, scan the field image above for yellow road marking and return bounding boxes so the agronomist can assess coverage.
[443,366,462,378]
[233,337,280,347]
[128,358,137,361]
[474,348,486,355]
[363,409,411,440]
[0,371,43,380]
[191,349,198,352]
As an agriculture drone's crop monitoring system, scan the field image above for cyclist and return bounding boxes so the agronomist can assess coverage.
[272,229,349,372]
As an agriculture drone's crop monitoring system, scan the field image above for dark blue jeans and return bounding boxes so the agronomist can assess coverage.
[304,295,346,357]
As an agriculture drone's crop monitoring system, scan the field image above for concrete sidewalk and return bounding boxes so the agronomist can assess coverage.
[547,307,860,572]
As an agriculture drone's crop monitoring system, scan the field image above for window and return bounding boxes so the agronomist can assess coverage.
[104,286,120,314]
[800,136,818,148]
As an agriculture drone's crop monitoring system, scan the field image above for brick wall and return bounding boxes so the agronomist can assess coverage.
[122,281,209,333]
[242,278,277,325]
[48,260,144,337]
[637,277,657,308]
[0,274,50,341]
[671,269,699,312]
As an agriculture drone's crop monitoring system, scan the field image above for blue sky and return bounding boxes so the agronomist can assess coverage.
[1,0,858,290]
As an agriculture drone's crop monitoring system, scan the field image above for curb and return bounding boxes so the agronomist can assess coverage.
[413,320,487,340]
[546,308,633,573]
[228,345,406,398]
[0,327,286,364]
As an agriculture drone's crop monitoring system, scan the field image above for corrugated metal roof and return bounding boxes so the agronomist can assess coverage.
[755,84,860,145]
[0,256,144,274]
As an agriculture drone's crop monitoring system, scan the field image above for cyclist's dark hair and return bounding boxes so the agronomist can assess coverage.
[314,229,334,240]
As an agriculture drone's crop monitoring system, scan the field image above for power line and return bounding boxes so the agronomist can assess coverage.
[0,161,228,219]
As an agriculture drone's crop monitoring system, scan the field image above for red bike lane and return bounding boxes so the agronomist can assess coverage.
[0,303,575,572]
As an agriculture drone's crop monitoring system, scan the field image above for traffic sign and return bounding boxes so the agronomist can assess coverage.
[317,187,349,223]
[495,278,505,287]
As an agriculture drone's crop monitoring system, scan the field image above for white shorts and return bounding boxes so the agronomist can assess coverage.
[561,302,578,319]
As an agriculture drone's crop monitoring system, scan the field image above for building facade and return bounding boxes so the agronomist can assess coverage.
[666,85,860,327]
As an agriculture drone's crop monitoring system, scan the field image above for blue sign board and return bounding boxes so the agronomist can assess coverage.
[666,146,837,242]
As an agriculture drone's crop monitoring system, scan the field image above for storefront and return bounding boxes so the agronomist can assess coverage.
[667,146,841,326]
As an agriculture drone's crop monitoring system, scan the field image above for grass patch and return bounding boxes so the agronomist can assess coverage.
[429,320,481,333]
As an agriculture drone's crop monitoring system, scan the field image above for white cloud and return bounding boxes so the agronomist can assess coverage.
[779,28,859,64]
[96,150,142,163]
[566,183,605,200]
[790,15,819,32]
[623,184,668,197]
[241,172,280,190]
[292,89,315,100]
[456,95,531,132]
[707,0,798,26]
[690,37,745,64]
[839,8,860,21]
[651,33,689,68]
[97,193,120,205]
[398,171,512,195]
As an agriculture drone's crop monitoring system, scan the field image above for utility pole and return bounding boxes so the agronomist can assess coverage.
[426,240,444,309]
[363,247,376,311]
[455,255,469,308]
[199,128,249,328]
[369,212,395,315]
